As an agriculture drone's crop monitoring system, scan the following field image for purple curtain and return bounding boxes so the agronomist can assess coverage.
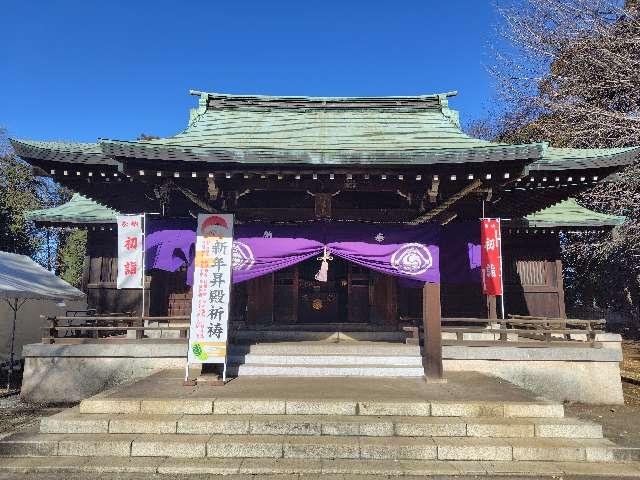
[145,220,444,285]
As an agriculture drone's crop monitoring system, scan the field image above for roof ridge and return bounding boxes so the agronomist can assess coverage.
[188,89,459,101]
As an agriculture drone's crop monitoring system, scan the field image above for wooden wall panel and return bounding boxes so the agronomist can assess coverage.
[502,232,566,318]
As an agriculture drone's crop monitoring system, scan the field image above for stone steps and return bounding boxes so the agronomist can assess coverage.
[0,432,619,462]
[227,341,424,377]
[2,456,640,477]
[229,354,423,366]
[233,363,425,377]
[230,341,421,355]
[233,331,407,342]
[78,397,565,418]
[40,411,602,439]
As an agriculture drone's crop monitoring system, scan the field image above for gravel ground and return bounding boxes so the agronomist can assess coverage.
[565,340,640,448]
[0,395,66,439]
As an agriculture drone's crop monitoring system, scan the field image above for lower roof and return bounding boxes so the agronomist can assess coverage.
[524,198,625,228]
[26,194,120,226]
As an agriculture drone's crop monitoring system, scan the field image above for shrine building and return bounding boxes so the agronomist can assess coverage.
[11,90,636,404]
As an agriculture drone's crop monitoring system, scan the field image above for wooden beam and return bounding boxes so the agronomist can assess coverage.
[422,282,443,380]
[409,180,482,225]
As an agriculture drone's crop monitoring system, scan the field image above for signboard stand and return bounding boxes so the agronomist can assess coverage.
[184,213,234,387]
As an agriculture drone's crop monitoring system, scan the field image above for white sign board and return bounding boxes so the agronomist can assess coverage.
[188,213,234,365]
[116,215,144,289]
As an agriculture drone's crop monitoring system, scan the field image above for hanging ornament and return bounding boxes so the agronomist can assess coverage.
[314,246,333,282]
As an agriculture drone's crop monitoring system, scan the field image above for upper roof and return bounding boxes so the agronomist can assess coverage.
[9,89,639,169]
[26,193,120,226]
[524,198,626,228]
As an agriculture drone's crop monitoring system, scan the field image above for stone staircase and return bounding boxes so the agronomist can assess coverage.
[2,390,640,477]
[228,341,424,377]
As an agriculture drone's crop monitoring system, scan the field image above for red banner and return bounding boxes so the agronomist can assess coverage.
[480,218,503,296]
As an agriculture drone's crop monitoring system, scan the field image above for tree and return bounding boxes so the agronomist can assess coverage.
[0,128,85,276]
[477,0,640,325]
[0,129,55,259]
[57,229,87,288]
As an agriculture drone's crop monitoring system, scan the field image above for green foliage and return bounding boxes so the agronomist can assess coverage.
[57,229,87,287]
[477,1,640,321]
[0,153,46,256]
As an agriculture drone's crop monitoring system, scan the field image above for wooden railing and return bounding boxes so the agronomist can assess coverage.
[42,313,605,347]
[402,314,605,347]
[42,315,190,344]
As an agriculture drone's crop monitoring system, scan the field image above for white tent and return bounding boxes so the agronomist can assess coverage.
[0,251,85,388]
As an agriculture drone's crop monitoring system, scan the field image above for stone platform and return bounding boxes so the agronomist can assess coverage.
[2,371,640,477]
[21,336,624,404]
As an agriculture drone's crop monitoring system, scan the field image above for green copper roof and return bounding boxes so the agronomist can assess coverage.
[26,193,119,225]
[524,198,626,228]
[531,146,640,171]
[9,139,119,166]
[96,91,543,165]
[8,90,640,170]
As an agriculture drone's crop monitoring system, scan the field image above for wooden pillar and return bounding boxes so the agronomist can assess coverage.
[487,295,497,319]
[422,282,443,380]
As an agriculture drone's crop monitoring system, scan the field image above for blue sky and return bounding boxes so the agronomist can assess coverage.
[1,1,498,143]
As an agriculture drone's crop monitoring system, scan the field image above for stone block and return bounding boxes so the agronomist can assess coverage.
[78,456,163,473]
[207,435,283,458]
[250,417,322,436]
[466,420,535,438]
[140,399,212,414]
[435,438,512,461]
[321,421,361,436]
[395,419,466,437]
[504,402,564,418]
[213,398,286,415]
[357,401,430,416]
[586,444,615,462]
[283,436,359,459]
[511,439,585,462]
[40,412,109,434]
[480,460,564,476]
[0,456,87,472]
[358,420,395,437]
[239,458,323,474]
[79,399,140,414]
[554,461,640,477]
[108,414,180,434]
[0,433,61,457]
[157,457,242,475]
[534,419,602,438]
[285,400,356,415]
[131,434,208,458]
[359,437,437,460]
[177,415,250,435]
[320,459,458,475]
[58,434,136,457]
[431,402,504,418]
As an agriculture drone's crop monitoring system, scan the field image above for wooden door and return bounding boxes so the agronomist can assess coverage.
[347,264,369,323]
[370,272,398,328]
[274,266,298,323]
[246,274,274,326]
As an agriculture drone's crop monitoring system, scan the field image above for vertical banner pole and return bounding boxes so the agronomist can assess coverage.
[498,219,506,319]
[187,214,234,385]
[141,213,146,319]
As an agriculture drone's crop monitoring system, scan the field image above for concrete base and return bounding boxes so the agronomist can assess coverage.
[20,336,625,405]
[444,359,624,405]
